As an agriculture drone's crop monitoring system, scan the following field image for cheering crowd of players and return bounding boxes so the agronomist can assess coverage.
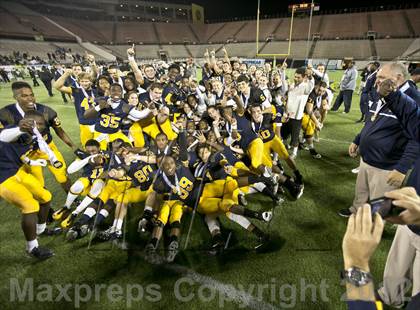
[0,46,335,263]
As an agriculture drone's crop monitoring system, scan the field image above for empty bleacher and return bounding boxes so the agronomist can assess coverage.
[104,44,159,59]
[405,9,420,36]
[115,22,157,44]
[375,38,414,59]
[155,23,196,43]
[312,40,371,59]
[371,10,410,38]
[319,13,367,39]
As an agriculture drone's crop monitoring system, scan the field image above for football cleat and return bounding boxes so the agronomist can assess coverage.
[52,207,70,221]
[65,227,79,242]
[338,208,353,218]
[61,213,77,228]
[287,182,304,200]
[39,227,62,236]
[28,246,54,260]
[97,227,115,241]
[209,233,225,255]
[309,148,322,159]
[166,240,179,263]
[262,211,273,223]
[138,210,154,233]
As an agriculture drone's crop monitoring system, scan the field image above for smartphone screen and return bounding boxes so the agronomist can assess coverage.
[369,197,403,218]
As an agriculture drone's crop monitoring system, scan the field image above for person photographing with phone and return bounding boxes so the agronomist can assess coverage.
[341,65,420,309]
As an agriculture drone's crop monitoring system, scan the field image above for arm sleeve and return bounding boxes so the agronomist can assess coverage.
[47,107,61,128]
[0,126,25,142]
[353,133,361,145]
[395,138,419,174]
[67,156,94,174]
[128,108,151,121]
[386,90,420,143]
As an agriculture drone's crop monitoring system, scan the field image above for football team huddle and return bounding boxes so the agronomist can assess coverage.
[0,46,334,263]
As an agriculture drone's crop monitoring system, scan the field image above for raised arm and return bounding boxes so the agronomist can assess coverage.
[52,68,72,94]
[85,52,98,81]
[127,44,145,86]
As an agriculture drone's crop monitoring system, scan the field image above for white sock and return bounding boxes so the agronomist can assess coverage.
[252,182,265,192]
[309,143,314,149]
[226,212,252,230]
[144,205,153,212]
[84,207,97,218]
[36,223,46,235]
[115,219,123,231]
[292,147,298,155]
[27,239,39,252]
[204,215,220,235]
[64,192,79,208]
[74,196,94,214]
[99,209,109,218]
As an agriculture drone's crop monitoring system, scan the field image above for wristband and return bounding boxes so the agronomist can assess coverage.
[94,105,101,112]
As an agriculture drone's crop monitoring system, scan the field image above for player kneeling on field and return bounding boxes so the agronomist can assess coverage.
[65,140,130,241]
[53,139,106,228]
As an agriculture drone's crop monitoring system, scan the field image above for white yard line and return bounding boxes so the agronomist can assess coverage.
[167,264,278,310]
[319,137,353,145]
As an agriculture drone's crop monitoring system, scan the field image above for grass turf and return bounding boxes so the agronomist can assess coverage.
[0,71,395,310]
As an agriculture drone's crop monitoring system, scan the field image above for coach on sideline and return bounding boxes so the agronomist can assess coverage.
[339,62,420,218]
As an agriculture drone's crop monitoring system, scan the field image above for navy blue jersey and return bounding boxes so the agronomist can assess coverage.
[0,137,37,183]
[153,166,199,207]
[226,113,258,149]
[127,161,156,190]
[221,145,240,166]
[0,103,61,144]
[251,114,275,143]
[71,87,97,125]
[307,89,327,111]
[273,104,284,123]
[94,99,132,134]
[193,153,228,182]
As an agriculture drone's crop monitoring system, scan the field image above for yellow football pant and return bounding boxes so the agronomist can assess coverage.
[93,131,131,150]
[0,168,52,214]
[27,141,67,186]
[79,124,95,147]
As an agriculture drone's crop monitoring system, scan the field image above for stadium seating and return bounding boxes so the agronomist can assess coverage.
[405,9,420,36]
[375,38,415,59]
[1,3,419,62]
[371,10,410,38]
[319,13,367,39]
[312,40,371,59]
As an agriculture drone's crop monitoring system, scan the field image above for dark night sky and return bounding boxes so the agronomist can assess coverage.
[176,0,419,21]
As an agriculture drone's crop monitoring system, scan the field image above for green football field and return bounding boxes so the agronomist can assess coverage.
[0,71,396,310]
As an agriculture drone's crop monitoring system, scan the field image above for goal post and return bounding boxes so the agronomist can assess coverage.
[255,0,295,58]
